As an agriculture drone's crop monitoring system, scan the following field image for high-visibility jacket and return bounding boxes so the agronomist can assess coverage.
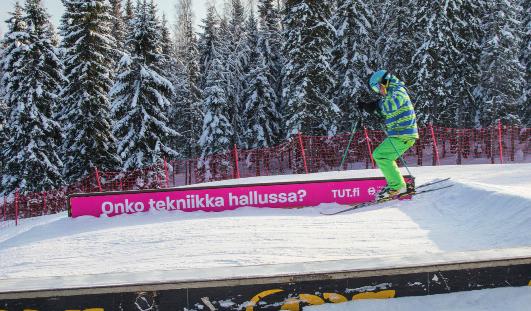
[377,75,419,139]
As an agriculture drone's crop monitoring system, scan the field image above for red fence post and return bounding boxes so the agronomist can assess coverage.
[297,132,309,174]
[233,144,241,179]
[15,189,19,226]
[164,157,169,188]
[510,126,515,161]
[490,126,495,164]
[43,192,47,216]
[429,123,440,166]
[456,129,462,165]
[94,167,103,192]
[255,151,261,177]
[363,127,375,169]
[498,120,503,164]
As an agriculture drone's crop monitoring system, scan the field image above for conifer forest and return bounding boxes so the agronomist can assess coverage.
[0,0,529,194]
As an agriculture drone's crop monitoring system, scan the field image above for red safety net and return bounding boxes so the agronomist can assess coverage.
[1,125,529,229]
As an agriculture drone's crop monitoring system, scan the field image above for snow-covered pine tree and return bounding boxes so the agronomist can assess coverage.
[372,0,414,79]
[242,9,281,149]
[520,0,530,126]
[243,7,259,79]
[160,14,177,82]
[223,0,247,146]
[173,0,203,160]
[0,82,6,178]
[477,0,525,127]
[0,2,26,177]
[198,15,234,181]
[257,0,282,77]
[0,96,5,162]
[241,8,258,90]
[124,0,135,26]
[449,1,484,128]
[46,20,60,47]
[108,0,127,68]
[331,0,377,131]
[122,0,135,53]
[60,0,121,184]
[111,0,179,175]
[282,0,339,137]
[198,57,234,181]
[0,98,5,174]
[0,0,64,194]
[242,58,281,149]
[407,0,461,126]
[160,13,185,152]
[0,1,26,111]
[198,5,217,90]
[257,0,283,133]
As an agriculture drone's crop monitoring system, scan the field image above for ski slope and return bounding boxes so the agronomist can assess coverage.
[0,163,530,291]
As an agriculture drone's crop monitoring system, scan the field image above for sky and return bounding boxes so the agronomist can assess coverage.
[0,0,220,35]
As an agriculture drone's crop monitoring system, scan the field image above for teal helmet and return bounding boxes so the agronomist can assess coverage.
[369,70,388,93]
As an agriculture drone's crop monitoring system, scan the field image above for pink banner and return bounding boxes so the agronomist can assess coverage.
[69,177,412,218]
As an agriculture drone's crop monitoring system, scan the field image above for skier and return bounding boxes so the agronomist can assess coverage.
[358,70,419,200]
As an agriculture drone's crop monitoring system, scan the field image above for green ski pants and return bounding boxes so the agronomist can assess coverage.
[372,137,416,190]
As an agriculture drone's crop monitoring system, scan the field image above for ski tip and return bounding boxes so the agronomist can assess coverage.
[320,210,346,216]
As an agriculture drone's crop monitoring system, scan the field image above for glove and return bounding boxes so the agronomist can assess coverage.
[357,100,379,114]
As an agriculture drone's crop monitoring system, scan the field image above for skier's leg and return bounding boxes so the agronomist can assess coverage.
[373,137,415,190]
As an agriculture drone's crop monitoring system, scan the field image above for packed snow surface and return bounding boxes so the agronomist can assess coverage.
[0,164,530,290]
[307,286,531,311]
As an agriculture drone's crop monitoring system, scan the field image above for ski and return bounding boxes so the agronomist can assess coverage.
[320,179,453,216]
[412,177,451,190]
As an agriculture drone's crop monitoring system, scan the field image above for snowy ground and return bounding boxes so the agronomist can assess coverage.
[0,163,530,292]
[308,286,531,311]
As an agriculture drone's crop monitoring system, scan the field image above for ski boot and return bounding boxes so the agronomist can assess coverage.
[376,182,415,201]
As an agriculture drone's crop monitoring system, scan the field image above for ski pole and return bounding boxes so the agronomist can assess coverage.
[339,120,359,170]
[381,125,413,177]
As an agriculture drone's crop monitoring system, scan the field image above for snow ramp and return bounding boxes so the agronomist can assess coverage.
[0,164,530,310]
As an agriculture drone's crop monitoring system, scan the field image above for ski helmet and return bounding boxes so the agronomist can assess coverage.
[369,70,388,93]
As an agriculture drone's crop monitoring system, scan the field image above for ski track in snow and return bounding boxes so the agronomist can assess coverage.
[0,163,530,281]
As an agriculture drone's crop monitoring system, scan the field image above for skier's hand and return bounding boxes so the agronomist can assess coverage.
[357,100,379,114]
